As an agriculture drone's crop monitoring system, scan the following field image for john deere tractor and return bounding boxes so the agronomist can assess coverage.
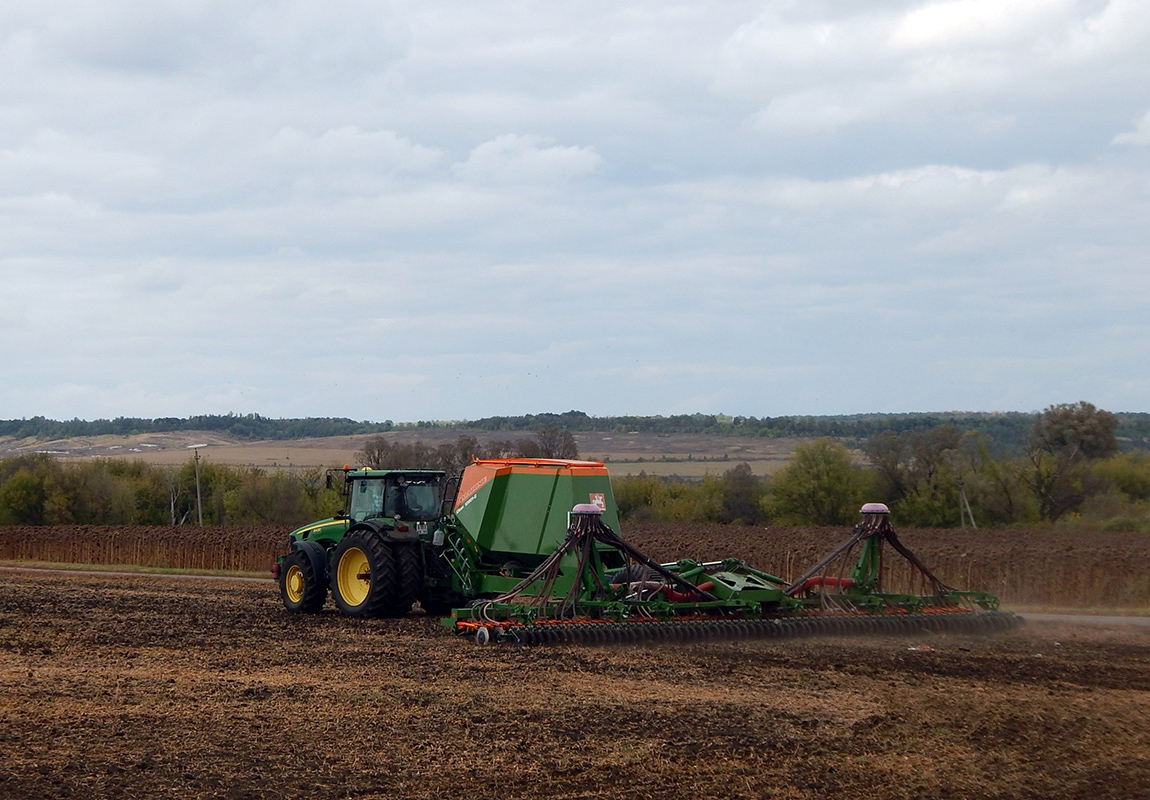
[275,466,452,617]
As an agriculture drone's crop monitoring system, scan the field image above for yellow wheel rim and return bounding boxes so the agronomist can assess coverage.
[337,546,371,607]
[285,564,305,603]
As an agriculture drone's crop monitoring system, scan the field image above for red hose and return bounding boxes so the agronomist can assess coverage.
[660,581,715,603]
[796,576,855,592]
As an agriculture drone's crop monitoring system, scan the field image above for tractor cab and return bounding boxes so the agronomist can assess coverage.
[344,470,446,523]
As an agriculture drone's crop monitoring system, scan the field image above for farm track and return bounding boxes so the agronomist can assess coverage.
[1,570,1148,799]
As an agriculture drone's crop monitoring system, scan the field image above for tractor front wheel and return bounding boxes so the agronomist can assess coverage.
[280,551,327,613]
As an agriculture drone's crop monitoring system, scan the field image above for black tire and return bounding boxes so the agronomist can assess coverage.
[391,543,421,617]
[280,551,327,613]
[331,530,399,618]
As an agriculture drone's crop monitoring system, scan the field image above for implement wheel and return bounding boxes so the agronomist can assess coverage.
[280,551,327,613]
[331,530,412,618]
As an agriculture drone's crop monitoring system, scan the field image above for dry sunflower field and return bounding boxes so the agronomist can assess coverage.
[1,522,1147,608]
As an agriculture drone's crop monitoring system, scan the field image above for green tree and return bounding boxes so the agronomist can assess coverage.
[717,462,767,524]
[959,438,1035,525]
[41,461,136,524]
[225,467,312,525]
[0,465,48,524]
[864,430,907,501]
[1030,401,1119,459]
[1092,451,1150,503]
[126,465,177,524]
[175,458,241,524]
[896,426,964,526]
[1024,402,1118,521]
[863,425,962,519]
[653,477,722,523]
[613,472,664,522]
[1080,451,1150,533]
[763,438,873,525]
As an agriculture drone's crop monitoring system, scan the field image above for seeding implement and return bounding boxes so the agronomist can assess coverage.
[274,458,1019,644]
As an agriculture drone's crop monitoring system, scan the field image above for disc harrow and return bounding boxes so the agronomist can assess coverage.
[460,610,1022,646]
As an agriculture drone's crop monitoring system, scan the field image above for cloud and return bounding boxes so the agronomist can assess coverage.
[452,134,601,185]
[891,0,1076,49]
[262,126,444,198]
[717,0,1150,151]
[1113,108,1150,145]
[0,1,1147,421]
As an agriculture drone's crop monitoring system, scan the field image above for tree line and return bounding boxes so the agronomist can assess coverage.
[1,404,1147,531]
[0,454,335,527]
[614,402,1150,532]
[0,414,397,442]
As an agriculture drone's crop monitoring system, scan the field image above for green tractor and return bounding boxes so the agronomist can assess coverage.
[273,458,1018,644]
[275,466,451,617]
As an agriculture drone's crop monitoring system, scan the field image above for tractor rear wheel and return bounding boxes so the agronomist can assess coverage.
[280,551,327,613]
[331,531,399,618]
[392,543,421,616]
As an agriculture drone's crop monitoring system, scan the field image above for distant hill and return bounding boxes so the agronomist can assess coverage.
[2,409,1149,454]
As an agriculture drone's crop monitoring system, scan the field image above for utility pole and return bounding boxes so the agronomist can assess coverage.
[958,483,977,529]
[189,444,207,526]
[194,448,203,526]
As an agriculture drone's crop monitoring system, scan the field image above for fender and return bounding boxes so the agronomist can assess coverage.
[292,539,329,583]
[348,520,420,543]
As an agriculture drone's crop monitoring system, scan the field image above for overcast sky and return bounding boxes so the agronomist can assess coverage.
[2,1,1148,424]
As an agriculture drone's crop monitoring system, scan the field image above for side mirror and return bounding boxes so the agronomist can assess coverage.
[326,474,334,490]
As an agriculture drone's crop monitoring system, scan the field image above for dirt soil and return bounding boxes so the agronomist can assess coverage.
[1,571,1147,800]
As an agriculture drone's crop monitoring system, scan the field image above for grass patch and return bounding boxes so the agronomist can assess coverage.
[0,559,267,579]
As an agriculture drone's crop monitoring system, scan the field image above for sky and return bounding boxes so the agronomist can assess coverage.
[2,1,1148,424]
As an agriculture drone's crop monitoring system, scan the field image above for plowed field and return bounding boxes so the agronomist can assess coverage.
[1,570,1148,800]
